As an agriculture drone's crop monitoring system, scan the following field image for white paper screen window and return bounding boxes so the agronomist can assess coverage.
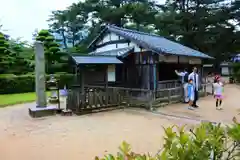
[221,67,229,75]
[107,65,116,82]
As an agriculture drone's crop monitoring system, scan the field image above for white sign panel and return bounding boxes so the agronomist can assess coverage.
[107,65,116,82]
[165,55,178,63]
[179,56,189,63]
[189,58,202,64]
[159,55,178,63]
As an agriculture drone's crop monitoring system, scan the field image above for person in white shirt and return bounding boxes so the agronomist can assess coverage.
[175,69,188,103]
[188,67,200,108]
[213,75,224,110]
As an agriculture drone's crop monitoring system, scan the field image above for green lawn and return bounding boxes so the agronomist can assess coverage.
[0,92,50,107]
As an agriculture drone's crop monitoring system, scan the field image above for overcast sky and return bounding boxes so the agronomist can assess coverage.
[0,0,166,42]
[0,0,80,42]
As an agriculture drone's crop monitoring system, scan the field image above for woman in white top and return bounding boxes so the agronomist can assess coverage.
[213,75,224,110]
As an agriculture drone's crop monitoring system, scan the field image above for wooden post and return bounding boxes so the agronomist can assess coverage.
[204,84,207,96]
[148,64,151,90]
[156,63,159,90]
[168,89,171,104]
[79,65,84,94]
[79,65,85,111]
[181,84,184,102]
[104,65,108,104]
[153,64,157,96]
[212,83,214,95]
[148,57,153,110]
[148,90,153,110]
[75,65,78,84]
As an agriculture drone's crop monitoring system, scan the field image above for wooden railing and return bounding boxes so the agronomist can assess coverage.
[66,82,213,113]
[153,83,213,107]
[154,87,182,103]
[157,80,180,89]
[200,83,214,96]
[66,85,151,113]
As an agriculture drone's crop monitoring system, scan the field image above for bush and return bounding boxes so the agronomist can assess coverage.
[0,73,74,94]
[96,119,240,160]
[232,63,240,82]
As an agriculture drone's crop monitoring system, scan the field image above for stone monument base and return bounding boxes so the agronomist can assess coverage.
[29,106,58,118]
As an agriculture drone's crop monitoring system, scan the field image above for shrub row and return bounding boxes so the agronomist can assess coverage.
[0,73,74,94]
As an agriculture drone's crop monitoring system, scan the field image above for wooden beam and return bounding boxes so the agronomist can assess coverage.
[95,39,130,49]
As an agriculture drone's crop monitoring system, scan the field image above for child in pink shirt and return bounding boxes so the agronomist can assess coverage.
[213,76,224,110]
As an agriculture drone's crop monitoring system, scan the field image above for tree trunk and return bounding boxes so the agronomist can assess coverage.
[61,30,68,49]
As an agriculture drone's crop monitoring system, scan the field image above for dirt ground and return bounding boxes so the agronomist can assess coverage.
[0,84,239,160]
[156,84,240,124]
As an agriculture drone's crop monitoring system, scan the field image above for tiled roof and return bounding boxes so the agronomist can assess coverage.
[72,55,123,64]
[231,53,240,62]
[89,47,134,57]
[105,25,212,59]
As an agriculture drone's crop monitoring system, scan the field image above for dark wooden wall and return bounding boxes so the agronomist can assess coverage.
[72,54,203,89]
[75,63,137,87]
[83,69,105,85]
[158,63,184,81]
[157,63,202,81]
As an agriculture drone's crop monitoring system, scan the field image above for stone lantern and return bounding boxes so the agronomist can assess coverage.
[47,74,59,104]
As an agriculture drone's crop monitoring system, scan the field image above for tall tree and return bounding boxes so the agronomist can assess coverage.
[46,0,240,68]
[0,33,34,74]
[0,32,11,74]
[48,2,89,49]
[154,0,240,66]
[48,10,69,49]
[230,0,240,26]
[7,39,34,74]
[36,29,63,73]
[124,1,158,30]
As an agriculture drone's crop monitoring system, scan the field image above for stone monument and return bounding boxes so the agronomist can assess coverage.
[28,41,58,118]
[35,41,47,107]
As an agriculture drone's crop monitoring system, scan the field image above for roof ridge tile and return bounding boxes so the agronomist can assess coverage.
[107,24,162,38]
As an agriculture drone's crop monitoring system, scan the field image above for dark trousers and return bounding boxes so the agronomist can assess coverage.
[192,89,199,107]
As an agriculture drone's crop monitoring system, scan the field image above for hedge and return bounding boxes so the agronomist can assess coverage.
[0,73,74,94]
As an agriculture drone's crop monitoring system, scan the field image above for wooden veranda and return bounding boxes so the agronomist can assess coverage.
[67,81,212,114]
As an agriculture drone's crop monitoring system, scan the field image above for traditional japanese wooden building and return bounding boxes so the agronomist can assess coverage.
[67,25,213,114]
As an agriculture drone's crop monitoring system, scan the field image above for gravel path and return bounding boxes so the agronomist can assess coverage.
[0,84,239,160]
[0,105,190,160]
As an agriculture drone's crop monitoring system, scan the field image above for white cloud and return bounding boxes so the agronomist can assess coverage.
[0,0,79,42]
[0,0,165,43]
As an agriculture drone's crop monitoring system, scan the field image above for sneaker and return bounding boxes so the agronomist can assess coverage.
[216,106,222,110]
[188,106,194,110]
[194,105,199,108]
